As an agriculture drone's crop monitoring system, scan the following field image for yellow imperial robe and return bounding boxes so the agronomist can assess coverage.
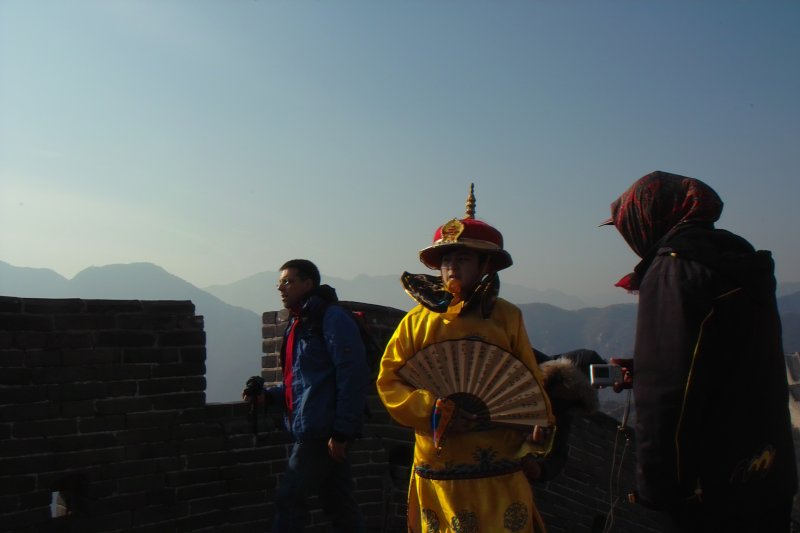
[377,298,555,533]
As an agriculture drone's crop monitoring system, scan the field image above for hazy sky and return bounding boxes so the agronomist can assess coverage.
[1,1,798,306]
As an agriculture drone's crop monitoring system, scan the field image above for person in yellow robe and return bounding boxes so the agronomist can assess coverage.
[377,185,556,533]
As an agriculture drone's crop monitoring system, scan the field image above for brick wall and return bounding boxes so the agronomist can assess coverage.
[1,297,281,532]
[9,295,794,532]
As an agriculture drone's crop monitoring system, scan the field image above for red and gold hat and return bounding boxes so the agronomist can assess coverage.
[419,184,513,272]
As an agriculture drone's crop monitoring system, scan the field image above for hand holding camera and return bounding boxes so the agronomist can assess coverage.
[242,375,266,404]
[589,358,633,392]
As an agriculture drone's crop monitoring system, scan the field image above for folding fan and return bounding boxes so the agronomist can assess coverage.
[397,339,550,428]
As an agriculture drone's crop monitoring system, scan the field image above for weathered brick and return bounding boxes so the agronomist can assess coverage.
[260,354,279,368]
[0,330,13,348]
[0,454,56,475]
[48,433,118,452]
[0,350,25,367]
[220,463,270,480]
[84,300,143,313]
[102,457,181,480]
[261,338,280,355]
[140,301,195,314]
[46,331,96,349]
[62,348,121,366]
[0,297,22,312]
[50,382,107,401]
[180,436,226,455]
[116,313,178,330]
[0,436,49,456]
[158,331,206,347]
[95,364,152,381]
[0,474,35,495]
[0,401,60,421]
[54,314,115,330]
[226,477,274,493]
[204,403,242,419]
[14,331,47,349]
[175,407,206,424]
[151,363,205,378]
[62,511,134,532]
[33,366,96,386]
[234,445,289,464]
[131,502,189,525]
[180,347,205,363]
[22,350,62,367]
[0,507,50,529]
[91,491,148,514]
[118,473,166,493]
[0,314,53,331]
[261,323,282,337]
[185,451,236,469]
[123,347,179,364]
[0,367,32,385]
[13,418,77,438]
[172,509,229,531]
[261,368,281,385]
[126,411,178,429]
[60,399,94,418]
[107,380,137,397]
[125,441,181,460]
[23,298,83,314]
[221,417,253,436]
[79,414,127,433]
[19,489,52,509]
[115,427,170,445]
[175,481,226,502]
[150,392,205,410]
[165,468,220,487]
[95,397,152,415]
[0,385,40,405]
[171,422,220,440]
[97,330,157,348]
[139,377,204,396]
[54,447,126,469]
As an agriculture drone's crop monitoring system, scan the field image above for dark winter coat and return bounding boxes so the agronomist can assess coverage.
[632,224,797,512]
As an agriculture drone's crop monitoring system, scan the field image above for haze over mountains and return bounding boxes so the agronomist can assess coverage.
[203,270,587,314]
[2,260,798,404]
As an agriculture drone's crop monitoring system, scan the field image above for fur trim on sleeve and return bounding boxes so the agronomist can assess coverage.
[540,358,598,416]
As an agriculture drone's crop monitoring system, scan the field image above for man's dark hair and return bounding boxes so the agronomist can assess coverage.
[280,259,321,288]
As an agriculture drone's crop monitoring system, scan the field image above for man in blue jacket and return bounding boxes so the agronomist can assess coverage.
[245,259,368,533]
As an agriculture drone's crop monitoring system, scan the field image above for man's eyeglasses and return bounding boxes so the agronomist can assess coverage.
[276,278,298,288]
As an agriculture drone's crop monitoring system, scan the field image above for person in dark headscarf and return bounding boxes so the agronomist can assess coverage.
[602,171,797,532]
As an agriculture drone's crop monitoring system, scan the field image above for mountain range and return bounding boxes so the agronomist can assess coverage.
[2,260,798,404]
[203,270,588,313]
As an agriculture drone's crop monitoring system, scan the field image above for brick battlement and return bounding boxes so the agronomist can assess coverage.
[0,296,675,532]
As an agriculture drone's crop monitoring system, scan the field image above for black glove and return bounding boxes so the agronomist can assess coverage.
[243,375,266,401]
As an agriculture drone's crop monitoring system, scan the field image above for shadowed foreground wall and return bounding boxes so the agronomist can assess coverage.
[2,296,677,532]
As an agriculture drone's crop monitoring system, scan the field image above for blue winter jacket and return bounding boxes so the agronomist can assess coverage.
[266,294,368,442]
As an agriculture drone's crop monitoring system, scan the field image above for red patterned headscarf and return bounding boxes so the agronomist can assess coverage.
[606,171,723,289]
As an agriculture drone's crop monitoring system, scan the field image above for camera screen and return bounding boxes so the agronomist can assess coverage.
[594,367,609,378]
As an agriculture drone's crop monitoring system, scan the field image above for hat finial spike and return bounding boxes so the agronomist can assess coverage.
[465,183,476,219]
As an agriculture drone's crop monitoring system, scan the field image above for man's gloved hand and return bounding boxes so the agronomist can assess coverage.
[242,375,266,404]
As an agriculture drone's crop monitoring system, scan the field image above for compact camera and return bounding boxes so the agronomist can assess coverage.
[589,364,624,388]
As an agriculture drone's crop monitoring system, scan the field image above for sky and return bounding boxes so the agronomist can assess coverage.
[1,1,798,307]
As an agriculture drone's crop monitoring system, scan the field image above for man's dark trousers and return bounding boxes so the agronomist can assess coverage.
[271,439,366,533]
